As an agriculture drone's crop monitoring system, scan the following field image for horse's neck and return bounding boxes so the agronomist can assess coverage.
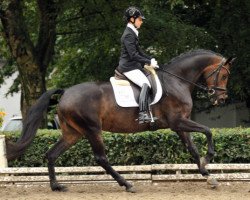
[172,55,217,84]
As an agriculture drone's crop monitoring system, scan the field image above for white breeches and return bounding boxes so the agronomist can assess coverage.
[123,69,151,88]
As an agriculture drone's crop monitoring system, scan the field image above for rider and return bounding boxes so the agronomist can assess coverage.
[117,6,159,124]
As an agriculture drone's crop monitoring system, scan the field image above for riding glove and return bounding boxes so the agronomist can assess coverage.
[150,58,159,69]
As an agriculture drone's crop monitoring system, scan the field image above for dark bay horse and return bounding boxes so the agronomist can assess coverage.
[6,49,235,192]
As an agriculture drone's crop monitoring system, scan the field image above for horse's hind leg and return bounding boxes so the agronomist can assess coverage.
[86,130,135,193]
[45,138,70,191]
[45,129,81,191]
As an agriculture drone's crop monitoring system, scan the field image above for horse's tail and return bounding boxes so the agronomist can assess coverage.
[6,89,64,161]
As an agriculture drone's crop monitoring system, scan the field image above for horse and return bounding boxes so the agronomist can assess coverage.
[6,49,235,192]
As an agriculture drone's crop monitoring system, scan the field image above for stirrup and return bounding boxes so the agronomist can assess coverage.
[137,112,152,124]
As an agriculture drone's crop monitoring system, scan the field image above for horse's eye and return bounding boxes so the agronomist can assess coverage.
[221,74,227,81]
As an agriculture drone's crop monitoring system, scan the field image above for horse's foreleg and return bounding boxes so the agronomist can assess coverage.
[173,118,215,173]
[86,131,135,193]
[177,132,207,175]
[45,138,73,192]
[177,130,218,187]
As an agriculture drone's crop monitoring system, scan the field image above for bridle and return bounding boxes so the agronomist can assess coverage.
[204,58,230,96]
[158,58,230,97]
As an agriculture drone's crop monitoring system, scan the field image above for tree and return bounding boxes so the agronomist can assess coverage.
[0,0,58,118]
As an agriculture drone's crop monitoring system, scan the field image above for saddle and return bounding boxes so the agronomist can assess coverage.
[110,65,162,107]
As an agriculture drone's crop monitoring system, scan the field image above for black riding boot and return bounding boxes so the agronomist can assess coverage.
[138,84,152,124]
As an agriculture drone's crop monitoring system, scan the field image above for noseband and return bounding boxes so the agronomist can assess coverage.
[204,58,230,96]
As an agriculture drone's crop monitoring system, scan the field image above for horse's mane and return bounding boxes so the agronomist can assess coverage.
[162,49,223,69]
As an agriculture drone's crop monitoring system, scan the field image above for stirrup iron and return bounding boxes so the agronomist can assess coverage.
[136,112,151,124]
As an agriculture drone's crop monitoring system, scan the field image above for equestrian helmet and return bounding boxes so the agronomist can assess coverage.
[124,6,145,22]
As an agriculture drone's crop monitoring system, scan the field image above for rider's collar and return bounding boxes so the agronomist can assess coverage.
[127,23,139,36]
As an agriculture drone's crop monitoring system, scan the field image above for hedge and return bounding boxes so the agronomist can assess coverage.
[2,128,250,167]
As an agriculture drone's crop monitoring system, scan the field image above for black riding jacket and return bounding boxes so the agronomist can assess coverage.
[118,26,152,73]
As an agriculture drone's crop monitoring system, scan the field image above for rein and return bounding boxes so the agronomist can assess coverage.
[158,58,228,95]
[158,68,210,92]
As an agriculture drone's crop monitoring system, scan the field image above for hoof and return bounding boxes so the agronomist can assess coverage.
[201,169,209,176]
[200,157,207,168]
[51,183,68,192]
[126,185,136,193]
[206,176,219,189]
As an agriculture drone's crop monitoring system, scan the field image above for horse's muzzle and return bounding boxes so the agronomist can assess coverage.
[208,86,228,106]
[210,93,228,106]
[218,98,226,105]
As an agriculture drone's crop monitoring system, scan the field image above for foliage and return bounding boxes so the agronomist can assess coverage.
[0,109,6,127]
[3,128,250,167]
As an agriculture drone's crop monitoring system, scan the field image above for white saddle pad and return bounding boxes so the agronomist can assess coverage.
[110,71,162,107]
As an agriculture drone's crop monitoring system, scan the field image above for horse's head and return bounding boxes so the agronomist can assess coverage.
[203,57,236,105]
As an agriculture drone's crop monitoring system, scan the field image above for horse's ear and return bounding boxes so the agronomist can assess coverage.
[225,57,236,65]
[231,57,237,64]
